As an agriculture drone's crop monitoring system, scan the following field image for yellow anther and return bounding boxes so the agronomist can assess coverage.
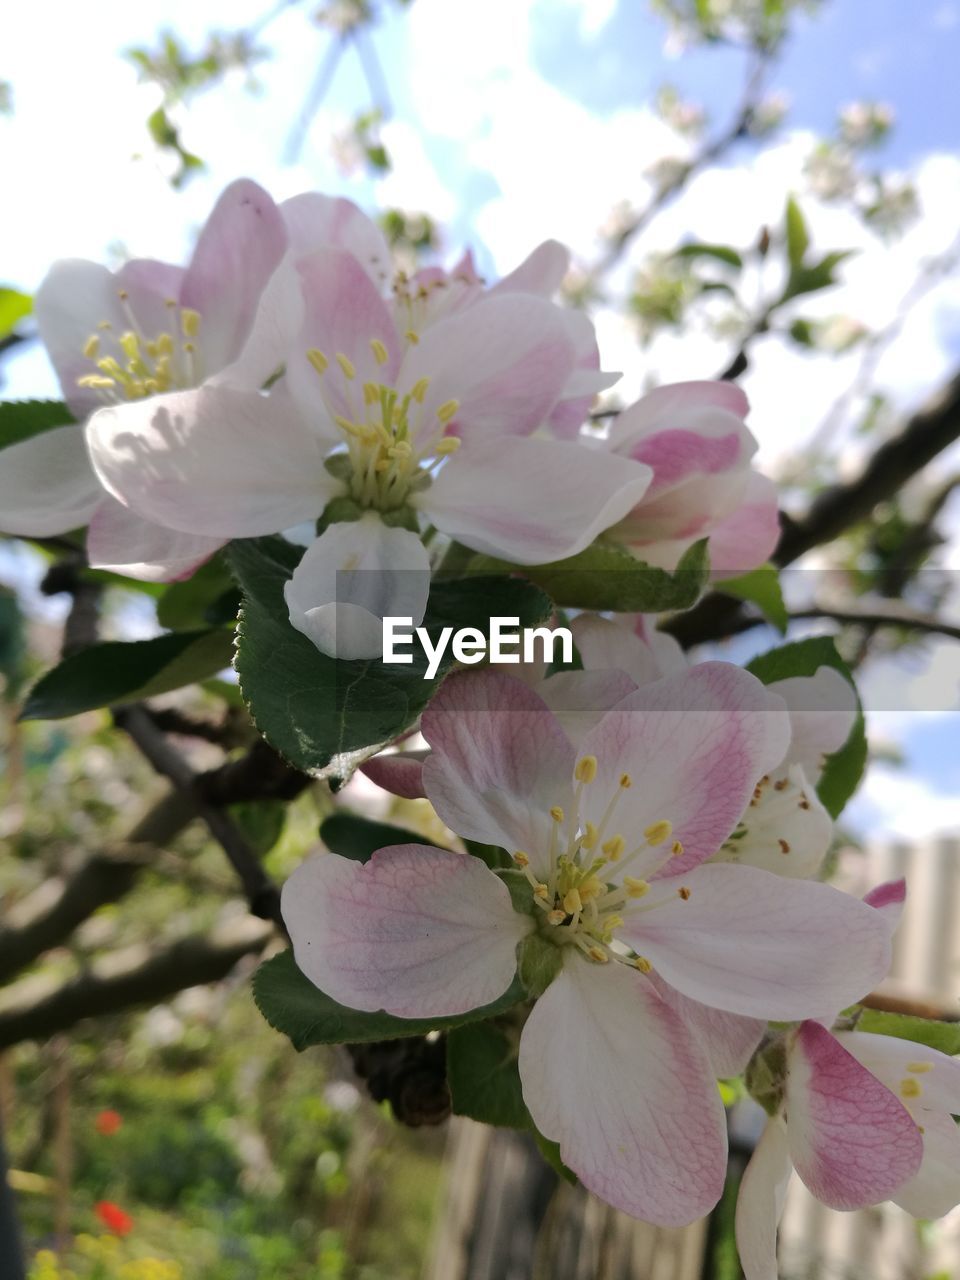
[907,1062,933,1074]
[588,946,609,964]
[546,909,566,926]
[514,851,529,867]
[363,381,380,405]
[118,331,140,361]
[334,414,366,438]
[899,1078,922,1099]
[581,822,599,850]
[164,296,177,308]
[389,441,413,458]
[307,348,329,375]
[550,806,565,823]
[625,877,650,899]
[644,819,673,846]
[181,308,201,337]
[601,834,625,861]
[435,437,461,456]
[156,332,174,356]
[183,341,196,354]
[534,883,549,900]
[83,334,100,359]
[634,956,652,973]
[619,773,632,789]
[370,338,389,365]
[117,288,129,301]
[97,319,113,330]
[580,876,605,903]
[677,886,691,901]
[97,357,125,380]
[575,755,598,784]
[405,329,420,344]
[437,398,460,424]
[563,888,582,915]
[603,915,624,934]
[143,378,160,394]
[410,377,431,403]
[336,353,356,379]
[77,374,116,389]
[670,840,684,857]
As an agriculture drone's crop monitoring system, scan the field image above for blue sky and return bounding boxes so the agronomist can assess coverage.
[1,0,958,837]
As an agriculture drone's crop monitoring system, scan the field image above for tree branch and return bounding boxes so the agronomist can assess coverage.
[0,918,273,1049]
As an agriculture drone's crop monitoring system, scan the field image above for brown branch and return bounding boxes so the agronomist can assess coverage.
[0,918,273,1049]
[671,598,960,649]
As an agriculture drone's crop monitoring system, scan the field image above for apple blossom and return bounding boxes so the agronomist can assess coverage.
[0,179,287,580]
[597,380,780,575]
[283,665,892,1222]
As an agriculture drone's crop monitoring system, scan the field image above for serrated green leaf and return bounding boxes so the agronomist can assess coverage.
[0,289,32,340]
[747,637,866,818]
[253,949,527,1049]
[471,537,709,613]
[227,536,553,775]
[674,242,743,269]
[716,564,788,633]
[856,1009,960,1057]
[0,399,75,450]
[20,628,234,720]
[320,811,442,863]
[785,195,809,270]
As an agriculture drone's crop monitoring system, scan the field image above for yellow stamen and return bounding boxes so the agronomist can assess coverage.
[580,876,604,903]
[575,755,598,784]
[180,308,201,337]
[534,883,549,900]
[588,946,609,964]
[437,398,460,424]
[907,1062,933,1074]
[307,348,329,375]
[644,819,673,846]
[405,329,420,344]
[677,886,691,901]
[435,437,461,456]
[83,334,100,359]
[634,956,652,973]
[601,835,625,861]
[670,840,684,857]
[370,338,389,365]
[550,806,565,823]
[546,909,566,926]
[410,377,431,403]
[513,852,529,867]
[624,877,649,899]
[77,375,116,389]
[619,773,632,789]
[581,821,599,850]
[899,1078,922,1099]
[336,353,356,379]
[156,332,174,357]
[563,888,582,915]
[118,331,141,362]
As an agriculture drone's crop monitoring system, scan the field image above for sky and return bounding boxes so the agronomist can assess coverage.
[1,0,958,839]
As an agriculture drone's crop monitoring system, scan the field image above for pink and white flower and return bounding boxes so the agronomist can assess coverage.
[0,179,287,580]
[283,665,892,1223]
[598,381,780,576]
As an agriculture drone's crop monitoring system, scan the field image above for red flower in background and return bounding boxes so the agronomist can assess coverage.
[95,1201,133,1235]
[95,1109,123,1136]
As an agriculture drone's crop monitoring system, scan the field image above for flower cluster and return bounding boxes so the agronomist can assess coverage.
[4,180,956,1278]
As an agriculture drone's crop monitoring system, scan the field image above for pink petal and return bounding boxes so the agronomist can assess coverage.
[400,293,577,439]
[705,471,781,578]
[613,408,756,500]
[612,381,750,437]
[490,239,570,297]
[535,669,638,745]
[421,670,576,858]
[518,958,727,1225]
[180,178,287,372]
[281,192,392,287]
[360,749,428,799]
[649,974,765,1077]
[785,1021,922,1210]
[286,248,402,430]
[114,258,187,339]
[86,496,221,582]
[281,845,531,1018]
[0,426,103,536]
[418,436,653,563]
[735,1119,793,1280]
[548,309,617,438]
[578,663,791,879]
[86,383,335,538]
[624,864,893,1020]
[893,1110,960,1218]
[570,613,687,686]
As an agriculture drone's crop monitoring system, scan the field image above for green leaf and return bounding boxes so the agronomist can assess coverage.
[228,536,552,776]
[156,555,238,630]
[517,933,563,998]
[320,811,442,863]
[0,289,32,340]
[674,242,743,269]
[785,195,809,270]
[783,251,854,303]
[20,628,234,720]
[716,564,788,633]
[447,1021,577,1183]
[856,1009,960,1057]
[0,399,75,450]
[471,537,709,613]
[230,801,287,856]
[253,950,527,1049]
[747,637,867,818]
[463,838,512,871]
